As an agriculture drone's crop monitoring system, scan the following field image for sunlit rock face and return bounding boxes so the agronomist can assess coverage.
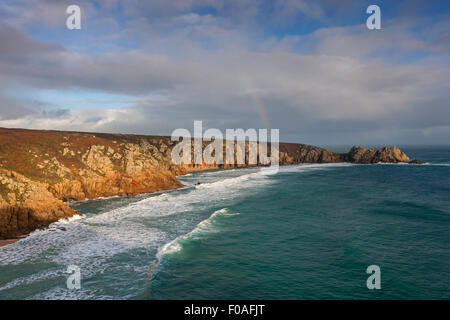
[344,145,410,164]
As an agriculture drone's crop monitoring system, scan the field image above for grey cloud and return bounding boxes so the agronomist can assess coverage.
[0,2,449,145]
[40,108,71,118]
[0,25,63,59]
[1,26,450,144]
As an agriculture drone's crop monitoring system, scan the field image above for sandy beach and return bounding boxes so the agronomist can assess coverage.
[0,238,19,247]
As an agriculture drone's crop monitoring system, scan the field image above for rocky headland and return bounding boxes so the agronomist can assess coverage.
[0,127,416,241]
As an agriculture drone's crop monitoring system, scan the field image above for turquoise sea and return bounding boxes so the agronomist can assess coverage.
[0,147,449,299]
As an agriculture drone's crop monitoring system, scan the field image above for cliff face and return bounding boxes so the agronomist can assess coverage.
[0,169,76,239]
[279,143,342,164]
[0,128,184,239]
[0,127,412,240]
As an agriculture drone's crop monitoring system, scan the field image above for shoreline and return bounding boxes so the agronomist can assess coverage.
[0,238,21,247]
[0,128,415,242]
[0,168,218,248]
[0,162,420,248]
[0,165,269,247]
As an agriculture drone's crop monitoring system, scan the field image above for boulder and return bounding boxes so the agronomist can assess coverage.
[344,145,410,163]
[409,159,426,164]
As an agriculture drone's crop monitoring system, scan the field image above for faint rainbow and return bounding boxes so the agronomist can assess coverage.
[249,90,271,130]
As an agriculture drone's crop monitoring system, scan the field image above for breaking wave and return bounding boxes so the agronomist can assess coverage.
[156,208,239,261]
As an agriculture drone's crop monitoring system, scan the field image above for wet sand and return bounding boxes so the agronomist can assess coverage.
[0,238,19,247]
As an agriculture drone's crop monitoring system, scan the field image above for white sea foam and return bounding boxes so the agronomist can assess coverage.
[58,213,85,223]
[28,287,108,300]
[273,162,355,173]
[425,163,450,166]
[0,269,65,292]
[375,162,409,165]
[374,162,450,167]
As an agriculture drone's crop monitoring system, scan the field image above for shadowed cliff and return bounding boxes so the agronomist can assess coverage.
[0,127,415,240]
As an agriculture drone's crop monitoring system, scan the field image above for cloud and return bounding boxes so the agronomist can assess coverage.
[1,39,449,142]
[0,1,449,145]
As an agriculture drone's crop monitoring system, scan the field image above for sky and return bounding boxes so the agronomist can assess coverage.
[0,0,449,146]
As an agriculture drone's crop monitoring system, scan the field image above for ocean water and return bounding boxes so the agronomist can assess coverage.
[0,147,449,299]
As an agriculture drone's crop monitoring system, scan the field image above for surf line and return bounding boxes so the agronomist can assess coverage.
[141,218,203,299]
[142,208,235,299]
